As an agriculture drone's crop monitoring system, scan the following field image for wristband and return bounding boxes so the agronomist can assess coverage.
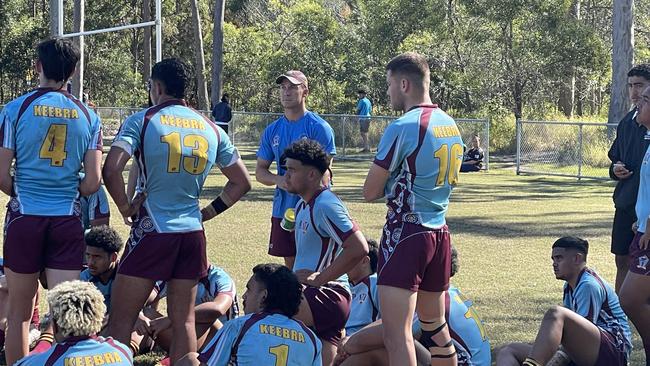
[209,195,229,216]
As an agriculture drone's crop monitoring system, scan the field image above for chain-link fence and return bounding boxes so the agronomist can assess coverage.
[516,120,616,180]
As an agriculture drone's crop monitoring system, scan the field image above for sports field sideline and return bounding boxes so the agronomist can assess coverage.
[0,145,643,365]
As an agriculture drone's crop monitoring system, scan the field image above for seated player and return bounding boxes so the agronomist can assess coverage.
[345,238,380,336]
[460,135,484,172]
[283,139,369,365]
[15,281,132,366]
[0,259,41,351]
[142,263,239,358]
[80,225,123,313]
[335,246,491,366]
[496,236,632,366]
[79,172,111,230]
[177,263,322,366]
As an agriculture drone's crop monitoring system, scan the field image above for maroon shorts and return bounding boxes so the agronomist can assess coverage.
[118,212,207,281]
[628,231,650,275]
[377,222,451,292]
[594,328,628,366]
[3,203,85,274]
[303,282,351,344]
[268,217,296,257]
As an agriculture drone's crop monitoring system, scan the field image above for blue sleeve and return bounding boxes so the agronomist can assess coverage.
[313,122,336,156]
[0,105,16,150]
[214,268,236,297]
[374,122,413,172]
[215,127,240,168]
[112,113,144,156]
[315,199,358,244]
[356,100,362,115]
[97,185,111,216]
[572,282,605,323]
[312,338,323,366]
[199,320,242,365]
[88,112,103,151]
[370,276,380,317]
[257,125,275,161]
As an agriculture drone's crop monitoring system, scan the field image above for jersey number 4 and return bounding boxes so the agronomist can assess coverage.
[39,124,68,167]
[434,143,463,186]
[160,132,209,175]
[269,344,289,366]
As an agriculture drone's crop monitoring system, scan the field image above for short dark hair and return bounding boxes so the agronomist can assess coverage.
[151,58,190,99]
[366,238,379,273]
[357,89,367,95]
[283,139,330,175]
[628,64,650,81]
[221,93,230,103]
[84,225,123,254]
[37,38,80,82]
[552,236,589,258]
[450,245,459,277]
[252,263,302,317]
[386,52,430,85]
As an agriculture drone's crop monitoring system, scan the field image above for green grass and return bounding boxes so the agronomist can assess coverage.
[4,144,645,365]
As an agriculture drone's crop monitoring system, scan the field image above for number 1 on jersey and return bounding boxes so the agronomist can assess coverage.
[269,344,289,366]
[39,124,68,167]
[160,132,209,175]
[434,143,463,186]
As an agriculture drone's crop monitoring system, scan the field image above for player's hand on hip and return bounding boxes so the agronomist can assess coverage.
[640,232,650,250]
[119,191,147,225]
[295,269,322,287]
[201,205,217,222]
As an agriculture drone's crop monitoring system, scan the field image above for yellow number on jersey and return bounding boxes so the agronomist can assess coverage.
[454,294,487,341]
[269,344,289,366]
[160,132,209,175]
[39,124,68,167]
[434,143,463,186]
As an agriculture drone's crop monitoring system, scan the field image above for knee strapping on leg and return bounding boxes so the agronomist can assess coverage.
[522,357,542,366]
[418,318,456,359]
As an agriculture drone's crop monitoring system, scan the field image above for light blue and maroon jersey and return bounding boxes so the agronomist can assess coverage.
[112,99,238,233]
[413,285,490,366]
[294,188,359,285]
[563,268,632,356]
[15,335,132,366]
[374,105,462,228]
[345,273,380,335]
[80,266,116,312]
[0,88,102,216]
[257,111,336,218]
[199,312,322,366]
[156,264,239,322]
[78,172,110,230]
[636,145,650,233]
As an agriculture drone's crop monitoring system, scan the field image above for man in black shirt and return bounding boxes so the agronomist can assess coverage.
[608,64,650,293]
[211,93,233,134]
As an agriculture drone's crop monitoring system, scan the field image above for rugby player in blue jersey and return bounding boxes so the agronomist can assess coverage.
[497,237,632,366]
[283,139,368,365]
[102,58,251,363]
[178,263,322,366]
[256,70,336,270]
[345,238,380,336]
[363,52,463,365]
[0,38,103,365]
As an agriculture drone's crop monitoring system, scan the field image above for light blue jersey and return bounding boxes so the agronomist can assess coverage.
[199,312,322,366]
[356,97,372,117]
[0,88,102,215]
[294,188,359,285]
[345,274,379,335]
[563,268,632,356]
[15,336,132,366]
[80,267,116,312]
[636,145,650,233]
[413,285,490,366]
[113,99,238,233]
[157,264,239,322]
[79,172,110,230]
[257,111,336,218]
[374,105,463,228]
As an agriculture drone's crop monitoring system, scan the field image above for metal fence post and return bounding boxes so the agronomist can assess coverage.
[515,118,521,175]
[577,123,583,180]
[485,118,490,171]
[342,116,347,158]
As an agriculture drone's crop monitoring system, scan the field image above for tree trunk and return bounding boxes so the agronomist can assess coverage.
[608,0,634,124]
[49,0,60,36]
[190,0,209,110]
[211,0,226,107]
[71,0,84,99]
[558,0,580,118]
[143,0,152,81]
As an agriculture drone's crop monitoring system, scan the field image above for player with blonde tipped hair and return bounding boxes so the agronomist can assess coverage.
[15,281,133,366]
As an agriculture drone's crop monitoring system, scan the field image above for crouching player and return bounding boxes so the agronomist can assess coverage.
[15,281,132,366]
[345,238,380,336]
[178,263,321,365]
[496,236,632,366]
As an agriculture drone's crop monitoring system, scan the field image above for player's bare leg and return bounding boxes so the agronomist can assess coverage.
[620,271,650,363]
[379,285,418,366]
[416,289,457,366]
[167,279,198,363]
[615,254,629,293]
[495,343,532,366]
[4,269,39,366]
[108,274,155,345]
[526,306,600,366]
[341,337,431,366]
[284,256,295,271]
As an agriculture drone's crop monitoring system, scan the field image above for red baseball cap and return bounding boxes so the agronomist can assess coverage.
[275,70,308,89]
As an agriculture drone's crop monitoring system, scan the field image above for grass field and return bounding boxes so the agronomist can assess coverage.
[3,145,645,365]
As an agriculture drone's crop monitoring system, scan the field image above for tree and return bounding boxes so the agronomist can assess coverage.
[190,0,209,109]
[211,0,226,107]
[608,0,634,123]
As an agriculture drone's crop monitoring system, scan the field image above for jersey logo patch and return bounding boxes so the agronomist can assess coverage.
[637,255,649,270]
[273,135,280,147]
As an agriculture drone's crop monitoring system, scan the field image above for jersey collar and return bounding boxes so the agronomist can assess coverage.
[407,104,438,112]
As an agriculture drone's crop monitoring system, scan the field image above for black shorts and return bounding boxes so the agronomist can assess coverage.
[359,118,370,133]
[611,206,637,255]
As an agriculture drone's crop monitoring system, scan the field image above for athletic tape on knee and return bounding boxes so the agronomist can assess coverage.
[523,357,542,366]
[418,320,456,358]
[129,340,139,356]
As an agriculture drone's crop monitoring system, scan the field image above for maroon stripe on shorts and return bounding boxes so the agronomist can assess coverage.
[16,88,51,122]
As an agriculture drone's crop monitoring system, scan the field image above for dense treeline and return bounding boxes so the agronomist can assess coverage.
[2,0,650,151]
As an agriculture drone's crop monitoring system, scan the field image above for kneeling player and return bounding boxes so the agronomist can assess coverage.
[496,237,631,366]
[345,238,380,336]
[15,281,132,366]
[178,263,321,365]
